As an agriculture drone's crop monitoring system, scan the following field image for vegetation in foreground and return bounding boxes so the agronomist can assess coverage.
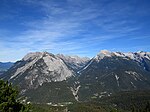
[32,101,150,112]
[0,80,31,112]
[0,79,150,112]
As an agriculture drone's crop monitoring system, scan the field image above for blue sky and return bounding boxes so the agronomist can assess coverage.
[0,0,150,62]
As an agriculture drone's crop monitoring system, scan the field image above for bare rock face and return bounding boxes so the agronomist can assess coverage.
[3,52,74,89]
[95,50,150,62]
[1,50,150,103]
[77,50,150,101]
[57,54,90,72]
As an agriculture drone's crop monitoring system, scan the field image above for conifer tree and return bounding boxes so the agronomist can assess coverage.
[0,80,31,112]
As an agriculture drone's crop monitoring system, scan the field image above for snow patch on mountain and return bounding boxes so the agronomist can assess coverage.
[115,75,119,86]
[131,82,136,88]
[95,50,112,62]
[77,59,94,74]
[95,50,150,63]
[113,52,125,57]
[82,59,94,70]
[70,85,81,101]
[125,71,142,81]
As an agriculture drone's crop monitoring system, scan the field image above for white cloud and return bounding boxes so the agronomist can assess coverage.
[0,0,149,61]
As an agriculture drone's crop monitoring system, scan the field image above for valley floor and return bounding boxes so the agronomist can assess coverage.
[32,90,150,112]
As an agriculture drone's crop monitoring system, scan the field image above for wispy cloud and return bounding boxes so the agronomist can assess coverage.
[0,0,150,61]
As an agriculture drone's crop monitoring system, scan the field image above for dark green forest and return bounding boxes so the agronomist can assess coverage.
[0,79,150,112]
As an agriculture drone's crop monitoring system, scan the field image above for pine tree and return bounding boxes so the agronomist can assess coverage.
[0,80,31,112]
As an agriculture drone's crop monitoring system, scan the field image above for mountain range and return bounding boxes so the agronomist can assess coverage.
[1,50,150,103]
[0,62,13,75]
[0,62,13,71]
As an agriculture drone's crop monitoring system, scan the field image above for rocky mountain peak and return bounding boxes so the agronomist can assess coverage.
[22,52,55,61]
[95,50,112,62]
[98,50,111,56]
[57,54,90,71]
[3,52,75,89]
[95,50,150,63]
[1,50,150,103]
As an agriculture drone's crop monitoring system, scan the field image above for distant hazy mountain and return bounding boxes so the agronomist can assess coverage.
[0,62,13,76]
[57,54,90,72]
[1,50,150,103]
[0,62,13,71]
